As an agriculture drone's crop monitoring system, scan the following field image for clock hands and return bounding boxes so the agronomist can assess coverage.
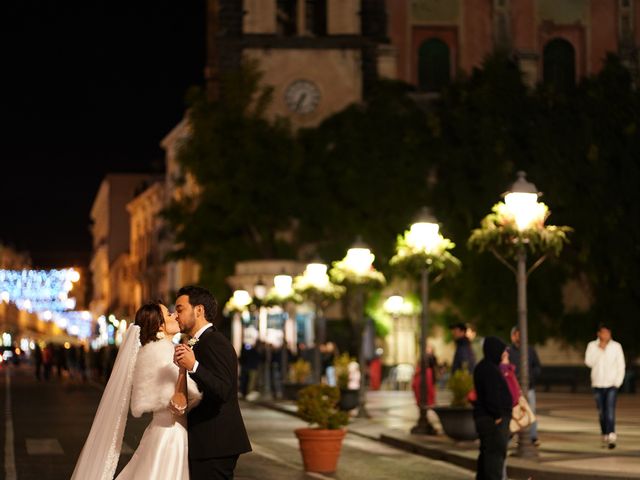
[295,93,307,111]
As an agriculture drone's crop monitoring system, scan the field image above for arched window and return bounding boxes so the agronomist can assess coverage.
[306,0,327,36]
[543,38,576,90]
[418,38,451,92]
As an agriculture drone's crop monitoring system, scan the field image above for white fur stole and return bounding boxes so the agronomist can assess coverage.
[130,339,202,417]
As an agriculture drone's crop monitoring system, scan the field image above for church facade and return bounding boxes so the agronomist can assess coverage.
[387,0,640,91]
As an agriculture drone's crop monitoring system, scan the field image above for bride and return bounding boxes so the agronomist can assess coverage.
[72,301,201,480]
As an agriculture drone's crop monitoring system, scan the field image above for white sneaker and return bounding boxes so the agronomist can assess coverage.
[608,432,617,449]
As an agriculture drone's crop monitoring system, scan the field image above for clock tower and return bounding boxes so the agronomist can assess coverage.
[208,0,394,128]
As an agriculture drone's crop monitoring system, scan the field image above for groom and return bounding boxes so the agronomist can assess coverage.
[174,285,252,479]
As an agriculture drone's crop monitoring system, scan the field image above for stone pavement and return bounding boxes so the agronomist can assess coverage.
[0,364,472,479]
[259,389,640,480]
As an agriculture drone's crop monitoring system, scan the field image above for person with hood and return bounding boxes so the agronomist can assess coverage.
[451,322,476,374]
[473,336,513,480]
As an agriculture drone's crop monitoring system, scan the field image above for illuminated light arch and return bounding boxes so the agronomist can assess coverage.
[0,268,80,313]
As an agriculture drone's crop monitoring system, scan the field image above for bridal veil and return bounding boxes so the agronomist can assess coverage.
[71,324,141,480]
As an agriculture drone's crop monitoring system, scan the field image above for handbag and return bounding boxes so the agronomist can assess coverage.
[510,395,536,433]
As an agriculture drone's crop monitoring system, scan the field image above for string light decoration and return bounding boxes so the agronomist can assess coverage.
[0,268,81,314]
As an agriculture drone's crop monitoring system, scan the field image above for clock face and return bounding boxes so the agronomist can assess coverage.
[284,79,321,114]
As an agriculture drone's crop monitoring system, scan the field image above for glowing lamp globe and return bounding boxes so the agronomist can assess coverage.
[384,294,404,316]
[233,289,252,308]
[305,263,329,289]
[504,171,544,231]
[274,273,293,298]
[253,278,267,301]
[407,207,441,253]
[344,238,374,276]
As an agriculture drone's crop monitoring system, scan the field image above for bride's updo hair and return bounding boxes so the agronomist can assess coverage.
[134,301,165,346]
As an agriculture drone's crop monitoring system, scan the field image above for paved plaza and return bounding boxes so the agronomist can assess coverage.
[2,362,639,479]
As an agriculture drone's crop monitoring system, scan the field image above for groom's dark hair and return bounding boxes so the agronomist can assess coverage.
[177,285,218,322]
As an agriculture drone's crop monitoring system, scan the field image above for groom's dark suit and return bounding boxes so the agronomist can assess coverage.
[188,325,251,479]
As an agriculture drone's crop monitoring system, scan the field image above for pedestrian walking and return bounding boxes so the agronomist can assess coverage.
[42,344,54,380]
[508,325,541,446]
[473,336,512,480]
[77,345,88,382]
[584,324,626,449]
[412,343,437,407]
[451,322,476,374]
[239,342,261,399]
[33,342,43,380]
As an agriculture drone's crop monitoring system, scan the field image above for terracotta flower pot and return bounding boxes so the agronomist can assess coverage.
[294,427,347,473]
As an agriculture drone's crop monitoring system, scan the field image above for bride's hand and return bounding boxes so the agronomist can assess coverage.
[169,392,187,416]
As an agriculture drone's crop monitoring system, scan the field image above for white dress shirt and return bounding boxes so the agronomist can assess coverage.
[189,324,213,373]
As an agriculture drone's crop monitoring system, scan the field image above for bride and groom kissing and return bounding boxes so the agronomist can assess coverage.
[72,286,251,480]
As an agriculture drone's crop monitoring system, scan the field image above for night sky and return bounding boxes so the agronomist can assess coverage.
[1,0,206,268]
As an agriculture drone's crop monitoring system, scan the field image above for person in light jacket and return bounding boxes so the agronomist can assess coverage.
[584,324,626,449]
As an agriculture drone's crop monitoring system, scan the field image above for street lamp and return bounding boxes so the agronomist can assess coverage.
[273,272,293,385]
[294,261,346,384]
[335,237,385,419]
[504,172,543,458]
[229,289,252,354]
[391,207,460,434]
[469,171,571,458]
[302,262,328,383]
[406,207,440,435]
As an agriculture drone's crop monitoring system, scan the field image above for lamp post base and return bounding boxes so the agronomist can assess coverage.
[356,403,371,419]
[515,429,539,458]
[410,407,437,435]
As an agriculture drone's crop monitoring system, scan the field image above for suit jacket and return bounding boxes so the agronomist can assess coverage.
[187,326,252,459]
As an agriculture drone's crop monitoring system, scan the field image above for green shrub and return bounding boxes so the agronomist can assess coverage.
[447,368,474,407]
[333,353,353,390]
[289,358,312,384]
[297,384,349,429]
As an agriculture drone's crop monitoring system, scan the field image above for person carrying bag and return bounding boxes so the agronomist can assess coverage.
[500,348,536,433]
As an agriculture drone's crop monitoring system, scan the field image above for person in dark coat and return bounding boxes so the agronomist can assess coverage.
[473,336,513,480]
[33,343,43,380]
[239,342,261,397]
[451,323,476,373]
[174,285,251,480]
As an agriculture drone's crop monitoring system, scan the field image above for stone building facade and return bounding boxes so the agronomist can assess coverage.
[387,0,640,90]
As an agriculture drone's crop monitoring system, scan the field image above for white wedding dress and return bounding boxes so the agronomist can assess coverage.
[72,327,202,480]
[115,338,202,479]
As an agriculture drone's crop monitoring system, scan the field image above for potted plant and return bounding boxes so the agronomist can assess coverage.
[433,367,478,441]
[333,353,360,411]
[294,384,349,473]
[283,358,312,400]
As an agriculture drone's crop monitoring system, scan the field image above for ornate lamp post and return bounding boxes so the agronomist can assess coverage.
[330,237,385,418]
[469,171,571,458]
[251,279,275,399]
[391,207,460,435]
[225,289,252,355]
[293,262,345,383]
[273,272,293,385]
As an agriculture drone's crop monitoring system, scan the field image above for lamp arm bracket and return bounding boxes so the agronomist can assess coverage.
[527,254,547,277]
[490,248,517,276]
[431,271,445,285]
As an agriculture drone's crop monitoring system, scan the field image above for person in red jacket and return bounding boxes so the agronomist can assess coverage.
[412,344,437,406]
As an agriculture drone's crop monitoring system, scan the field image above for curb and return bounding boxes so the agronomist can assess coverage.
[254,400,640,480]
[378,432,640,480]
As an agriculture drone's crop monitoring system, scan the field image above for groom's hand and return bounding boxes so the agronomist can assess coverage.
[175,344,196,371]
